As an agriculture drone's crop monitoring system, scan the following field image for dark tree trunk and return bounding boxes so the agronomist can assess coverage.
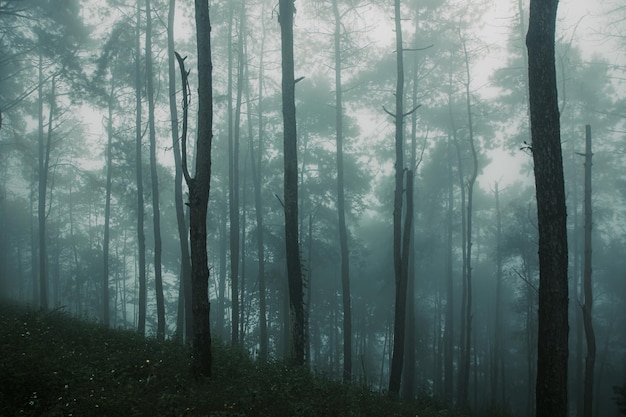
[388,0,411,396]
[37,54,50,311]
[332,0,352,383]
[167,0,192,342]
[458,34,478,409]
[103,89,114,327]
[581,124,595,417]
[146,0,165,341]
[135,0,147,335]
[279,0,305,366]
[443,138,455,402]
[227,0,240,347]
[175,0,214,377]
[526,0,569,414]
[250,10,268,360]
[491,182,504,407]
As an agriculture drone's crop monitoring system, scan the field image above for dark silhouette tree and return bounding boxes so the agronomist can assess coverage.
[526,0,569,415]
[175,0,214,377]
[279,0,305,366]
[134,0,147,335]
[145,0,165,341]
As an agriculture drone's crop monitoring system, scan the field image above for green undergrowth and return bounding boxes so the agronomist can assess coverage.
[0,303,463,417]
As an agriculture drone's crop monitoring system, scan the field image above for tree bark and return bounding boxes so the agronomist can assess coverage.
[332,0,352,383]
[526,0,569,414]
[279,0,305,366]
[103,87,114,327]
[581,124,595,417]
[250,7,268,360]
[175,0,214,377]
[167,0,192,342]
[146,0,166,341]
[227,0,240,347]
[135,0,147,335]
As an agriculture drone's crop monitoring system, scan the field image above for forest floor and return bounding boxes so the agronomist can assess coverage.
[0,302,505,417]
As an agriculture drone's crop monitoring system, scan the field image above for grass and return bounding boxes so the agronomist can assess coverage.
[0,303,463,417]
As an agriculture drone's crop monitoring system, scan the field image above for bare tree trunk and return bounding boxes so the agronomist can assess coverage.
[249,7,268,359]
[135,0,147,335]
[103,87,114,327]
[145,0,165,341]
[332,0,352,383]
[388,0,412,396]
[491,182,504,407]
[167,0,192,342]
[37,53,52,311]
[526,0,569,414]
[581,124,595,417]
[279,0,305,366]
[175,0,214,378]
[443,138,455,403]
[458,33,478,409]
[227,0,240,347]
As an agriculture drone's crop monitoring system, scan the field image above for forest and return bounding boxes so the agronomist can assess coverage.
[0,0,625,416]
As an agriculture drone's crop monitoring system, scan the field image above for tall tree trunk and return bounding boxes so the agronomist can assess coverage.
[227,0,240,347]
[491,182,504,407]
[388,0,412,396]
[167,0,192,342]
[581,124,595,417]
[332,0,352,383]
[135,0,147,335]
[526,0,569,414]
[103,89,114,327]
[458,34,478,409]
[450,97,467,407]
[443,138,455,403]
[37,54,51,311]
[175,0,214,377]
[250,7,268,359]
[145,0,165,341]
[278,0,305,366]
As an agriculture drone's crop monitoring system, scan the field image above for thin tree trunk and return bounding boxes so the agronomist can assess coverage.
[167,0,192,342]
[103,88,114,327]
[332,0,352,383]
[458,33,478,409]
[146,0,165,340]
[581,124,595,417]
[227,0,240,347]
[135,0,147,335]
[388,0,411,396]
[491,182,503,407]
[249,7,268,359]
[443,138,455,402]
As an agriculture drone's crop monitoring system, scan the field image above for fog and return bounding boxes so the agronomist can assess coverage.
[1,0,625,415]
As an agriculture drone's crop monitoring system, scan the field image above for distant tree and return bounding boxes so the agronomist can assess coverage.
[526,0,569,415]
[134,0,147,335]
[581,125,595,417]
[145,0,165,341]
[387,0,416,396]
[167,0,192,342]
[279,0,305,366]
[332,0,352,382]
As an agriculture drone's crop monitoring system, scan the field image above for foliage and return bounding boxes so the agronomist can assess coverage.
[0,302,470,417]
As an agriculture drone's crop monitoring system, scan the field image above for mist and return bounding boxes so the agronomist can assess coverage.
[1,0,625,416]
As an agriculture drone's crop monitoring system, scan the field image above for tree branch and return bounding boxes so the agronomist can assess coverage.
[174,51,192,186]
